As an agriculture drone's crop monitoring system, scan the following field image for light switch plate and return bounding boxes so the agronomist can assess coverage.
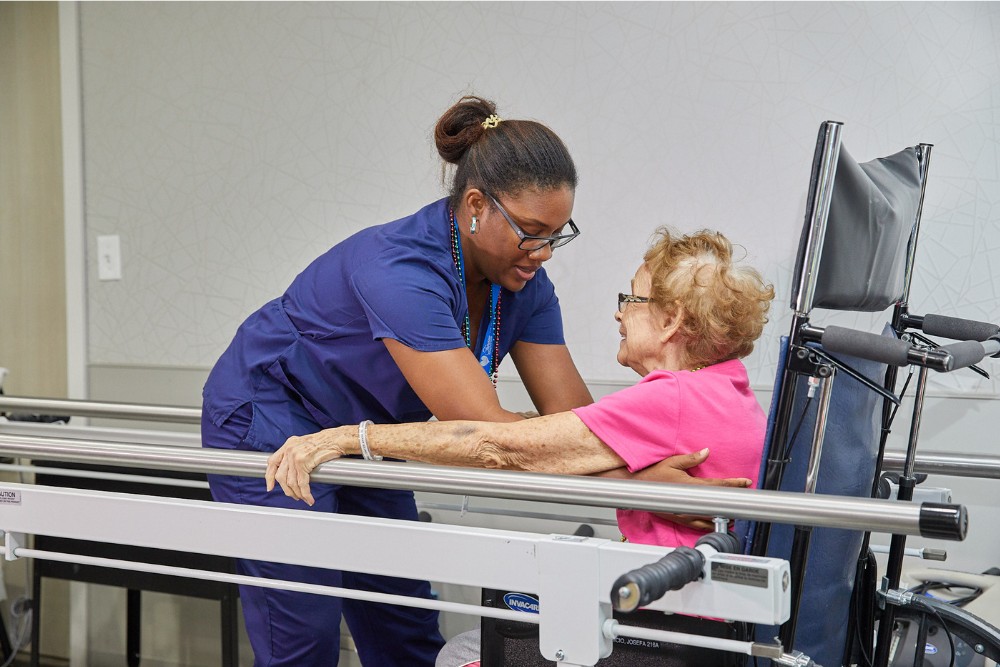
[97,235,122,281]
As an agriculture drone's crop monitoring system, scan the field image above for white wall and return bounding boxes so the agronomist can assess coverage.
[79,1,1000,393]
[76,0,1000,576]
[64,1,1000,664]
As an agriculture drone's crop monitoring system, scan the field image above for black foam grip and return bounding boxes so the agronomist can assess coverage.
[610,546,705,612]
[695,530,741,555]
[918,502,968,541]
[821,325,912,366]
[939,340,986,371]
[922,314,1000,342]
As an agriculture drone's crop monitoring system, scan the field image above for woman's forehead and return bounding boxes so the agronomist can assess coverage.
[631,263,651,286]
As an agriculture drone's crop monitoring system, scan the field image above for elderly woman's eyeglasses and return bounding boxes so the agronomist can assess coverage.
[618,293,651,313]
[483,192,580,252]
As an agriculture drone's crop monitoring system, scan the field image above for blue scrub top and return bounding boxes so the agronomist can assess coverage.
[203,198,566,453]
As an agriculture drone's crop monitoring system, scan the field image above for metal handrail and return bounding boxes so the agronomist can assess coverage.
[3,399,995,482]
[0,396,200,424]
[0,432,966,539]
[0,420,201,447]
[882,450,1000,480]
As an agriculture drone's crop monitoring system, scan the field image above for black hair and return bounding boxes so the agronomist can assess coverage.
[434,95,577,209]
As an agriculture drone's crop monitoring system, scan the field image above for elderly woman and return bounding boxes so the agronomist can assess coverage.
[266,228,775,549]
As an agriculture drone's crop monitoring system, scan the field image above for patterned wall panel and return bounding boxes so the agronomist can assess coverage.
[81,2,1000,395]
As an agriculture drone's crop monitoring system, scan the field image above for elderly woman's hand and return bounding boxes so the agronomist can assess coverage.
[265,427,352,506]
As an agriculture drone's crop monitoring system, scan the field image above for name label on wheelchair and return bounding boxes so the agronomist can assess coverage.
[503,592,540,614]
[710,555,770,588]
[0,490,21,505]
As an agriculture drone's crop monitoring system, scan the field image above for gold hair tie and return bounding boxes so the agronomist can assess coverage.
[481,114,502,130]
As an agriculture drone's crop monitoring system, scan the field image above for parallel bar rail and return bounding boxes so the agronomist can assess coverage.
[881,450,1000,480]
[0,420,201,446]
[0,396,200,424]
[3,398,994,482]
[0,433,966,539]
[2,423,990,482]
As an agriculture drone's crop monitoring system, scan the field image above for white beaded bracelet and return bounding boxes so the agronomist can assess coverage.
[358,420,382,461]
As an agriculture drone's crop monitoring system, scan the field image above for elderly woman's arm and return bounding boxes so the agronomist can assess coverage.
[265,412,626,505]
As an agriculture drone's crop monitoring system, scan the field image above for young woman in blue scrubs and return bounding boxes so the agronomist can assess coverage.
[201,95,595,666]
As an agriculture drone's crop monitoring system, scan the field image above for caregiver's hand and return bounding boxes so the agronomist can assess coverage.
[642,449,752,488]
[265,427,352,506]
[597,449,752,488]
[596,449,752,532]
[643,449,752,532]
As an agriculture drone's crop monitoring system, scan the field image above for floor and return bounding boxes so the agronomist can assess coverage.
[10,653,66,667]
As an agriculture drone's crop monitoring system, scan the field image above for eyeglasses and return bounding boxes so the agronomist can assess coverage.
[618,293,650,313]
[483,191,580,252]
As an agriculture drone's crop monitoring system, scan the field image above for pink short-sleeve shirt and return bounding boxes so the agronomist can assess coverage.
[572,359,766,547]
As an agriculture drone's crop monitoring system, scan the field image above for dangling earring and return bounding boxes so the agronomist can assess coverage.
[470,216,478,234]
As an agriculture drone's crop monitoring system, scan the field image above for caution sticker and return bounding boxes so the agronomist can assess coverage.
[0,490,21,505]
[711,561,769,588]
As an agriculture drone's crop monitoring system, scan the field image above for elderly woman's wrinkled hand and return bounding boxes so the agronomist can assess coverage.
[265,430,346,507]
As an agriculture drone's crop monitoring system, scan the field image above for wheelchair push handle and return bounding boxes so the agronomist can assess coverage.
[818,325,951,370]
[610,531,740,613]
[815,321,998,373]
[919,313,1000,342]
[939,338,1000,371]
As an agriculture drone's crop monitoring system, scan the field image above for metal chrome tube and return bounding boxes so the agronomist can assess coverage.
[0,460,616,526]
[874,366,931,667]
[0,463,209,489]
[882,450,1000,479]
[0,421,201,447]
[0,396,200,424]
[901,144,933,304]
[0,546,533,624]
[868,544,947,561]
[793,121,843,315]
[782,371,836,650]
[803,374,835,494]
[0,433,964,538]
[417,501,618,527]
[902,367,929,482]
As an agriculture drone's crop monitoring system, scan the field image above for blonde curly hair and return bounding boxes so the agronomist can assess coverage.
[643,228,775,370]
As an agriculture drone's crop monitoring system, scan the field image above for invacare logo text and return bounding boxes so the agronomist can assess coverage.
[503,592,540,614]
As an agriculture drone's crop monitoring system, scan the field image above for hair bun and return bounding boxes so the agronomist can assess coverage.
[434,95,498,164]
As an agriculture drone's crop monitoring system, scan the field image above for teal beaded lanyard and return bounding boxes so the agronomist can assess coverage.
[449,209,502,388]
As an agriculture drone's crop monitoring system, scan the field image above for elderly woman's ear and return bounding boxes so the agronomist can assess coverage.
[657,303,685,343]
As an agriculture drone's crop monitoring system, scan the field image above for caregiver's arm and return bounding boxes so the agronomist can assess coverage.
[265,412,626,505]
[593,449,752,488]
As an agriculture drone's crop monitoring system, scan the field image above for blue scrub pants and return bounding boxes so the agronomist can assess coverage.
[203,407,445,667]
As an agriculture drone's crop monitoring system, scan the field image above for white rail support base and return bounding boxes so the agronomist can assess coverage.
[4,530,24,561]
[0,482,791,666]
